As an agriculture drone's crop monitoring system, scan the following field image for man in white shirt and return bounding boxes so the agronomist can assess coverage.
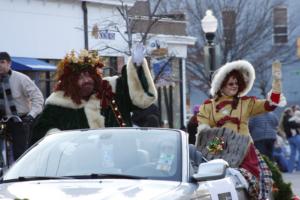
[0,52,44,160]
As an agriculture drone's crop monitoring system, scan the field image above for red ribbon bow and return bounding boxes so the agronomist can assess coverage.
[216,115,240,129]
[216,100,233,112]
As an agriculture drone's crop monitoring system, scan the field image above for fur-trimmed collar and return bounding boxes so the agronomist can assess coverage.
[210,60,255,97]
[46,91,85,108]
[45,91,105,128]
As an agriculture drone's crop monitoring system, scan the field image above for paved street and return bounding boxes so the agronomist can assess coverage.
[282,172,300,196]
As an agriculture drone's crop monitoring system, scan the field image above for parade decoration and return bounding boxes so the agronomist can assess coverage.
[206,136,225,155]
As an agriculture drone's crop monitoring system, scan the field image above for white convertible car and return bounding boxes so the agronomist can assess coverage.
[0,128,250,200]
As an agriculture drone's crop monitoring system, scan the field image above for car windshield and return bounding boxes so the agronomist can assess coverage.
[3,129,182,182]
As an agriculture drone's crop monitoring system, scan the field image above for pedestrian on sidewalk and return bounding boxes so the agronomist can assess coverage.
[286,110,300,172]
[0,52,44,160]
[273,133,289,172]
[249,111,278,160]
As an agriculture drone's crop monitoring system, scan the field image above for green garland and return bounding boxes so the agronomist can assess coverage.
[262,155,293,200]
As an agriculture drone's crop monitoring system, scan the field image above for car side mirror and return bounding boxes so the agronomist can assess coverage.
[192,159,228,181]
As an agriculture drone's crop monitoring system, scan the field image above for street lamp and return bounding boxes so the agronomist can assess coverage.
[201,10,218,72]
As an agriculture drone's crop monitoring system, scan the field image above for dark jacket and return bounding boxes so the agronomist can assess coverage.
[187,115,198,144]
[249,112,278,141]
[131,104,160,127]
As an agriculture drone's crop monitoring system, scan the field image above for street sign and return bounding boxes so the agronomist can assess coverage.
[99,30,115,40]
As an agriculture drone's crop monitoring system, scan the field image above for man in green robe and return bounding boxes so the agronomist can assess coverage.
[31,44,157,145]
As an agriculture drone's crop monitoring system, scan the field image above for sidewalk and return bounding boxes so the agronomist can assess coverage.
[282,171,300,196]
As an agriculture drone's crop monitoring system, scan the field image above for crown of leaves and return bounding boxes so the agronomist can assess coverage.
[56,49,103,79]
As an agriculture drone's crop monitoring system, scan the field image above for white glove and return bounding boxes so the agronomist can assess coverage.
[131,43,146,66]
[272,60,282,93]
[272,60,282,81]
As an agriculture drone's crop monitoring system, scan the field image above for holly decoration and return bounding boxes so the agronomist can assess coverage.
[207,136,225,155]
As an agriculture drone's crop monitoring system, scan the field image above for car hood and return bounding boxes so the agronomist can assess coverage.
[0,179,184,200]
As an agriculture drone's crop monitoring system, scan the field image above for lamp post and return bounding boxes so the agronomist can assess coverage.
[201,10,218,74]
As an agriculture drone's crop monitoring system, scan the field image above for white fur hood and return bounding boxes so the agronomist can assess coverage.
[210,60,255,97]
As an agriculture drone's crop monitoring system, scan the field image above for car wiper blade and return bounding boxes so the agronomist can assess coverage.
[2,176,73,183]
[92,173,147,179]
[70,173,147,180]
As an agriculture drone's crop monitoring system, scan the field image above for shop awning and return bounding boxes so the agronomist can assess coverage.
[11,57,56,71]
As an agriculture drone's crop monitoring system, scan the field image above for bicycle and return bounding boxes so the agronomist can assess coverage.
[0,115,22,173]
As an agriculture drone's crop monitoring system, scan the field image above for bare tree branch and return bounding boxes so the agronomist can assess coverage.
[91,0,164,56]
[98,45,130,56]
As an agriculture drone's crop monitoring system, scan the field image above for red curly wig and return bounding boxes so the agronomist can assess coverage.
[54,50,107,105]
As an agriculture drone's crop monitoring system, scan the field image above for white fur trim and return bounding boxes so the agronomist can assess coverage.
[46,91,105,128]
[267,91,287,107]
[127,57,157,108]
[46,91,84,109]
[195,124,210,146]
[84,95,105,128]
[210,60,255,97]
[46,128,61,136]
[103,76,118,93]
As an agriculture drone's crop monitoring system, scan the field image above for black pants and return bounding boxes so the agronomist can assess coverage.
[7,120,31,160]
[254,139,276,160]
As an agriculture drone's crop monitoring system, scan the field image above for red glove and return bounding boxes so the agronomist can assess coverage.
[270,92,280,104]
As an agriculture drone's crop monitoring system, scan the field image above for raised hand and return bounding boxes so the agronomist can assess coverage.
[132,43,146,66]
[272,60,282,81]
[272,60,282,94]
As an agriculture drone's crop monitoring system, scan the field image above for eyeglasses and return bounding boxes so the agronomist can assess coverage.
[226,82,238,87]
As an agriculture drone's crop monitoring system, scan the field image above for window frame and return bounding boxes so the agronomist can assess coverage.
[272,6,288,45]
